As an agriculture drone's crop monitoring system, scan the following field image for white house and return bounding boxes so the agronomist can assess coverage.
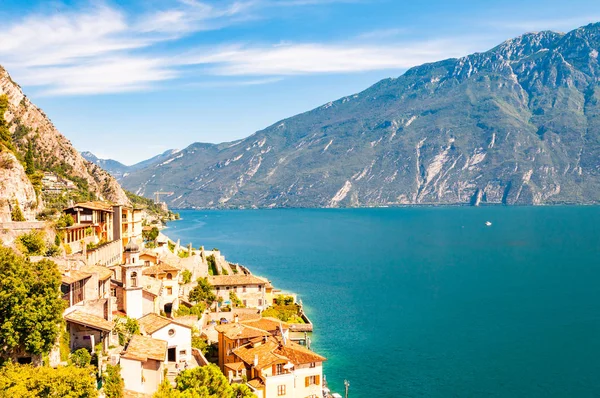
[138,313,192,365]
[120,334,167,396]
[208,274,267,309]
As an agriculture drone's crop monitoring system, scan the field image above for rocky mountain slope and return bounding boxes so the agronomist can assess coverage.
[0,66,129,221]
[122,23,600,208]
[82,149,180,181]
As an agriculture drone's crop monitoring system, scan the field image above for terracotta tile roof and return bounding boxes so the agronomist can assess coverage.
[80,265,113,280]
[61,270,92,284]
[65,310,114,332]
[208,274,267,287]
[173,315,199,328]
[215,323,271,341]
[247,378,265,390]
[138,313,172,334]
[142,262,181,276]
[273,336,326,365]
[233,336,326,369]
[233,339,286,369]
[233,308,261,322]
[122,335,167,362]
[224,361,246,372]
[68,201,114,212]
[241,317,288,333]
[138,313,192,335]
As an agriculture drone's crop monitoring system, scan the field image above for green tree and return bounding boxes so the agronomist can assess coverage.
[69,348,91,368]
[25,141,35,175]
[0,247,65,362]
[181,269,192,284]
[103,364,124,398]
[11,200,25,221]
[175,364,233,398]
[188,277,216,306]
[0,94,14,152]
[55,213,75,228]
[231,384,256,398]
[229,291,243,308]
[143,226,159,242]
[0,363,98,397]
[114,316,140,346]
[16,230,46,255]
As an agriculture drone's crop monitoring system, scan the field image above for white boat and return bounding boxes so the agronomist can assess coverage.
[485,221,492,226]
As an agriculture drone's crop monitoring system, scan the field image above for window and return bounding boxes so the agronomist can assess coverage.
[166,287,173,295]
[309,362,316,368]
[111,288,117,297]
[275,363,284,375]
[243,300,247,307]
[277,385,286,396]
[258,285,262,291]
[258,299,262,306]
[130,272,138,287]
[216,287,220,291]
[145,260,150,266]
[168,329,176,337]
[305,375,320,386]
[242,285,246,292]
[166,273,172,280]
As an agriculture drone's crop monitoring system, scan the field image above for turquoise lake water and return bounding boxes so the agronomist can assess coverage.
[165,207,600,397]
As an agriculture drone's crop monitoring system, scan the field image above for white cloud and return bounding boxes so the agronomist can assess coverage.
[1,0,567,96]
[183,40,475,76]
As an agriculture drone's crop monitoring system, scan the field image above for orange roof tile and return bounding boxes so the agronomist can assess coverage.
[68,201,114,212]
[138,313,192,335]
[80,265,113,280]
[247,378,265,390]
[61,270,92,284]
[224,362,246,372]
[215,323,270,341]
[273,336,326,365]
[233,339,287,369]
[142,262,181,276]
[65,311,114,332]
[241,317,288,333]
[122,335,167,362]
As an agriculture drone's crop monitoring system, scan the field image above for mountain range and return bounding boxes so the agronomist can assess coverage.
[81,149,180,181]
[88,23,600,208]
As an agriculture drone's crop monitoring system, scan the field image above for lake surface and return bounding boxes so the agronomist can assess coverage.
[165,207,600,397]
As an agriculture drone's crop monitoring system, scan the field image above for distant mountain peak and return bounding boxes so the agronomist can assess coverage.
[121,22,600,208]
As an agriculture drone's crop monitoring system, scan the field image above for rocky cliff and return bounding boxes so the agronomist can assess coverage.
[118,23,600,208]
[0,66,129,221]
[0,151,38,222]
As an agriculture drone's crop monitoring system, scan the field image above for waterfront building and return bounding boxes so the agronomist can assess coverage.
[209,274,267,309]
[120,334,167,396]
[215,322,271,372]
[142,261,182,314]
[138,313,193,365]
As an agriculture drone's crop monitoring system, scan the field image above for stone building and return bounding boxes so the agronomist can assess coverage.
[208,274,267,309]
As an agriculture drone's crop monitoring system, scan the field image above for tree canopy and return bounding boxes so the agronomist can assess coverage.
[0,246,65,363]
[188,277,216,306]
[153,364,256,398]
[0,363,98,397]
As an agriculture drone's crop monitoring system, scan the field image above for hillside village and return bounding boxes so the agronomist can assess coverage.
[0,198,331,398]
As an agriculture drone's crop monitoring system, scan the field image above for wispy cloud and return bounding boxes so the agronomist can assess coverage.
[486,16,600,33]
[183,40,474,76]
[0,1,504,96]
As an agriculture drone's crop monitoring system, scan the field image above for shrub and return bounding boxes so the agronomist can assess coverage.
[45,245,61,257]
[103,364,124,398]
[17,230,46,255]
[11,201,25,221]
[70,348,91,368]
[181,269,192,284]
[55,213,74,228]
[229,291,243,308]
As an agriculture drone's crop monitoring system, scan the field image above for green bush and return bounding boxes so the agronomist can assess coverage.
[55,213,74,228]
[70,348,91,368]
[181,269,192,284]
[11,201,25,221]
[103,364,124,398]
[17,230,46,255]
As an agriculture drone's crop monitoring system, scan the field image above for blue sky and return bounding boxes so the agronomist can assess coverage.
[2,0,600,164]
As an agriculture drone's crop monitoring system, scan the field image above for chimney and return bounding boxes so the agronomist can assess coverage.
[234,314,239,323]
